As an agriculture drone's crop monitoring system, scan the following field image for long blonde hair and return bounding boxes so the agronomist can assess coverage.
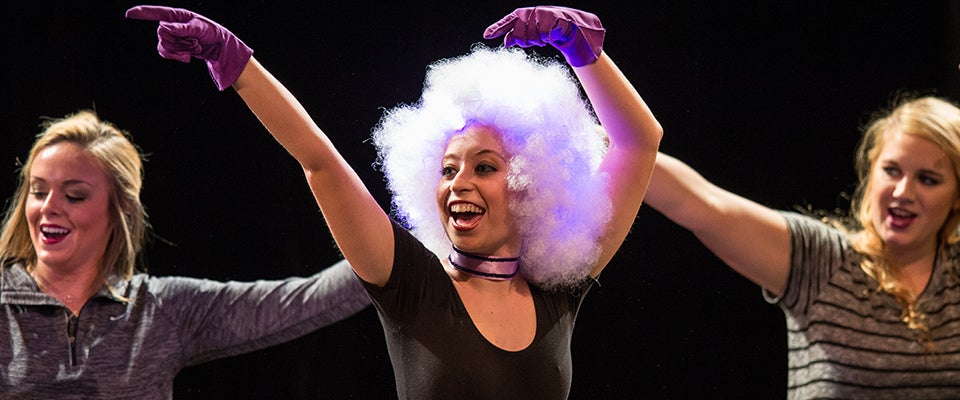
[844,96,960,346]
[0,110,148,286]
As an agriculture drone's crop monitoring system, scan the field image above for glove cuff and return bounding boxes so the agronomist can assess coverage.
[559,26,605,67]
[207,37,254,91]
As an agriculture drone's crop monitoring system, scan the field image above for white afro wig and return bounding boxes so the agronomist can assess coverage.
[371,44,611,290]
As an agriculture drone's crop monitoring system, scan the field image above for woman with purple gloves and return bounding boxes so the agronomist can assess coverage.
[127,4,661,399]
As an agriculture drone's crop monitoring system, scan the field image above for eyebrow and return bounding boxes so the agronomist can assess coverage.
[443,148,507,161]
[479,148,507,159]
[30,177,96,188]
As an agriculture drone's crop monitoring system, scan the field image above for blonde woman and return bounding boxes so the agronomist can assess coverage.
[0,110,369,398]
[647,96,960,398]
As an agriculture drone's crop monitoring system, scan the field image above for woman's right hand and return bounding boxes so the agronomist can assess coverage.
[126,5,253,91]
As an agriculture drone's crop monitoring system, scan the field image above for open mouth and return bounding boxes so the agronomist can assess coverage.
[40,224,70,244]
[888,207,916,229]
[450,202,485,230]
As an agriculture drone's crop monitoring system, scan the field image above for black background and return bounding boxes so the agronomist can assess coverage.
[3,1,959,398]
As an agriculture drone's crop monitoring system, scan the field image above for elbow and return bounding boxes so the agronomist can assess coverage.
[638,123,663,159]
[299,151,342,177]
[630,120,664,151]
[649,126,664,155]
[648,121,664,148]
[604,122,663,154]
[301,161,324,177]
[302,166,328,187]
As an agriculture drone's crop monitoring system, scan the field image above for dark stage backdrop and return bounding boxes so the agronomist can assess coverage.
[3,1,959,399]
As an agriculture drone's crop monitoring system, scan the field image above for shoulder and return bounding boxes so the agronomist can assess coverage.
[945,240,960,261]
[780,211,848,245]
[117,273,221,305]
[0,262,36,291]
[778,211,861,283]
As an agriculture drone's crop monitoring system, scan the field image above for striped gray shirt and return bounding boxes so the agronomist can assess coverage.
[767,212,960,399]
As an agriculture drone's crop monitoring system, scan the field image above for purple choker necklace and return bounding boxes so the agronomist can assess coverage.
[448,246,520,281]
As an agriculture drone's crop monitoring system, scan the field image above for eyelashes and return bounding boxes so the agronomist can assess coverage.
[29,191,88,203]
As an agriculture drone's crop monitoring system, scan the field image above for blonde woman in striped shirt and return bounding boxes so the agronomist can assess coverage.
[647,96,960,399]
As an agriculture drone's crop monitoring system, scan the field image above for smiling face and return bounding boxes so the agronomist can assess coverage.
[25,141,114,275]
[435,125,520,257]
[868,130,960,257]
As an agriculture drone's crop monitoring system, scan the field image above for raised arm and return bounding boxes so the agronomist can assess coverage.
[574,54,661,276]
[484,6,663,276]
[231,59,395,286]
[647,153,791,295]
[126,6,395,286]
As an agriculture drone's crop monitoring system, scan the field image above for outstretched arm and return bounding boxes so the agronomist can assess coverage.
[485,6,663,277]
[232,59,395,286]
[126,6,395,286]
[647,153,791,295]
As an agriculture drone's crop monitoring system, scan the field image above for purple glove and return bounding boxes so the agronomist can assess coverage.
[483,6,605,67]
[126,5,253,91]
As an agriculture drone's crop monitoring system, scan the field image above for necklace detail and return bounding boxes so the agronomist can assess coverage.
[448,246,520,281]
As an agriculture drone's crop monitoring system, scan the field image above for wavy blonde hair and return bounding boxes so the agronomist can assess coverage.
[372,45,611,289]
[842,96,960,348]
[0,110,148,288]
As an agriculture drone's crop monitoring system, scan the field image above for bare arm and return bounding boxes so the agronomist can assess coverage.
[126,6,397,286]
[233,58,395,286]
[483,7,663,277]
[646,153,791,295]
[573,53,663,277]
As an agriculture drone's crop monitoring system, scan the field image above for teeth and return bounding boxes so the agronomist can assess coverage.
[41,226,69,235]
[890,208,913,218]
[450,203,483,214]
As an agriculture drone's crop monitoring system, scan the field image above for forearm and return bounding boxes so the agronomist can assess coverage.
[576,53,663,275]
[647,153,791,293]
[646,153,718,230]
[233,57,340,173]
[234,58,395,286]
[172,260,370,365]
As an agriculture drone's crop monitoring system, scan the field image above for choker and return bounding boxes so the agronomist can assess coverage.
[448,246,520,281]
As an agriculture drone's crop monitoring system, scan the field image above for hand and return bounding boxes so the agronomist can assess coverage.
[483,6,605,67]
[126,5,253,91]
